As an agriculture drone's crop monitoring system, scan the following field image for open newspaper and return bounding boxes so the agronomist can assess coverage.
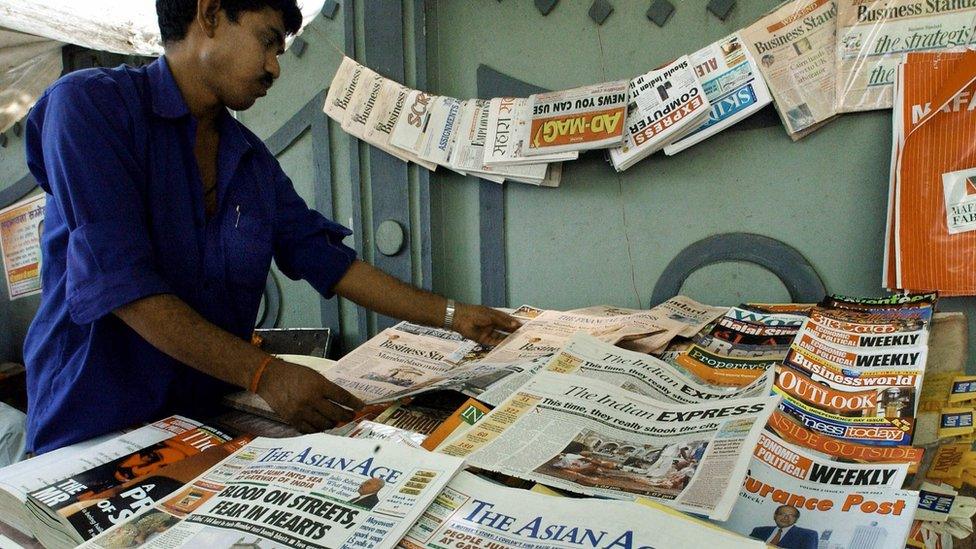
[718,430,918,548]
[664,32,773,155]
[81,434,465,549]
[0,416,198,537]
[437,371,780,520]
[835,0,976,112]
[608,56,710,171]
[521,80,629,155]
[399,471,766,549]
[476,332,774,408]
[741,0,839,139]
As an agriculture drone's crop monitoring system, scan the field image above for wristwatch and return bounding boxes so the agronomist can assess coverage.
[443,299,456,331]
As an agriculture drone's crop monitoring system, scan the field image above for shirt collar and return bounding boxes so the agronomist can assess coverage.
[148,56,190,119]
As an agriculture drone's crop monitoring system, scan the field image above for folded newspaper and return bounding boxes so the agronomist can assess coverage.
[609,56,710,171]
[81,434,466,549]
[664,33,773,155]
[521,80,629,155]
[400,471,766,549]
[741,0,839,139]
[718,430,918,548]
[483,97,578,166]
[437,370,780,520]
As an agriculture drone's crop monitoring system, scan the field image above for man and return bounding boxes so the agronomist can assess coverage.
[22,0,519,454]
[347,477,383,510]
[749,505,819,549]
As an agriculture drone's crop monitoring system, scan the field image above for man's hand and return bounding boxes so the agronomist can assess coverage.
[453,303,522,346]
[257,359,364,432]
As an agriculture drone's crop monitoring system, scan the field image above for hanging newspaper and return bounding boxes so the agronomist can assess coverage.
[835,0,976,112]
[477,333,773,408]
[417,97,464,168]
[400,471,766,549]
[483,97,578,166]
[664,33,773,155]
[609,56,710,171]
[360,80,438,170]
[323,56,368,123]
[328,322,479,403]
[341,71,382,139]
[390,91,439,160]
[741,0,839,140]
[81,434,465,549]
[436,371,780,520]
[718,431,917,548]
[521,80,629,155]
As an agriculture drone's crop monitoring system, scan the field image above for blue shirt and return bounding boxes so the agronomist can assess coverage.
[23,57,356,454]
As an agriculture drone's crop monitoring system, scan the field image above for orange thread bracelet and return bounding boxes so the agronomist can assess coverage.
[249,355,274,393]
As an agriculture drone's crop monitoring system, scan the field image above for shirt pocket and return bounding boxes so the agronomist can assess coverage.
[224,211,273,290]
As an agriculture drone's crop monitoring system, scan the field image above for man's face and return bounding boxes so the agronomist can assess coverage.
[359,477,384,496]
[203,7,286,111]
[773,506,799,528]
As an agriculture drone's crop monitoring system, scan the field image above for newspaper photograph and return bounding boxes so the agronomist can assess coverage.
[521,80,629,155]
[664,32,773,155]
[609,56,710,171]
[363,83,438,170]
[741,0,839,139]
[483,97,578,166]
[437,371,780,520]
[476,333,773,408]
[836,0,976,112]
[329,322,479,403]
[718,430,917,548]
[399,471,765,549]
[81,434,465,549]
[390,90,439,159]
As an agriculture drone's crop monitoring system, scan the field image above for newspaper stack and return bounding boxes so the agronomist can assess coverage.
[718,430,918,547]
[521,80,630,156]
[609,56,711,171]
[674,306,805,387]
[741,0,838,140]
[773,294,935,448]
[835,0,976,112]
[80,434,466,549]
[886,51,976,295]
[664,33,772,155]
[437,370,780,520]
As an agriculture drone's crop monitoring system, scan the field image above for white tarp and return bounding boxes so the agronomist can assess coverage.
[0,28,61,133]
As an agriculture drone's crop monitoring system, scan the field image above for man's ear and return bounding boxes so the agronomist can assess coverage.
[197,0,222,38]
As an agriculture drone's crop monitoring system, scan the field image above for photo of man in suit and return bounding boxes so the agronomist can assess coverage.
[348,477,384,510]
[749,504,818,549]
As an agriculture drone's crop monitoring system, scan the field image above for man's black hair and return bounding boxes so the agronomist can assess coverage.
[156,0,302,43]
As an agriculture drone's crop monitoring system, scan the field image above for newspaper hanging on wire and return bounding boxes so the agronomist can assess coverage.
[521,80,629,155]
[717,430,918,548]
[400,471,766,549]
[835,0,976,112]
[437,371,780,520]
[81,434,465,549]
[741,0,839,140]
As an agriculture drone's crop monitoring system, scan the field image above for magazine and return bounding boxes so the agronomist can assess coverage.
[81,434,466,549]
[835,0,976,112]
[741,0,839,139]
[609,56,711,171]
[521,80,629,155]
[718,431,918,548]
[664,32,773,155]
[437,371,780,520]
[399,471,766,548]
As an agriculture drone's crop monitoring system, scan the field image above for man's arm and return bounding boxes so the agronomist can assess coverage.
[114,294,362,431]
[333,260,521,345]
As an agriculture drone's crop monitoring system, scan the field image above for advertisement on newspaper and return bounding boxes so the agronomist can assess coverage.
[522,80,629,155]
[483,97,578,166]
[665,33,773,155]
[437,371,780,520]
[836,0,976,112]
[329,322,479,403]
[477,333,773,408]
[400,471,765,549]
[609,56,710,171]
[82,435,465,549]
[741,0,838,139]
[0,193,45,300]
[718,431,917,548]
